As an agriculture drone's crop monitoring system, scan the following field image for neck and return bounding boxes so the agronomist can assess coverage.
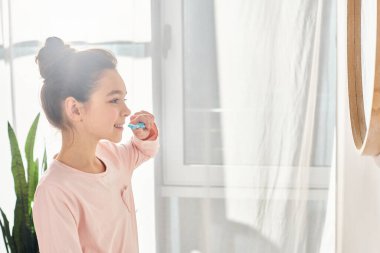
[55,129,105,173]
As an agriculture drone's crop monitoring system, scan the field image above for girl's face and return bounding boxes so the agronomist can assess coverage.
[81,69,131,143]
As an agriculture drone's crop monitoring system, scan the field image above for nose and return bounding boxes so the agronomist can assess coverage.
[122,103,131,117]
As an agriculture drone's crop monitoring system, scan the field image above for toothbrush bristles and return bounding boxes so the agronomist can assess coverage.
[128,122,146,130]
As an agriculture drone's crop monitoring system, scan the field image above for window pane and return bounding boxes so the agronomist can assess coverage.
[182,0,335,166]
[0,53,17,251]
[183,0,223,165]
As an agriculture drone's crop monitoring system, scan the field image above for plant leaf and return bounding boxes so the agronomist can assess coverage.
[27,159,39,219]
[5,115,42,253]
[25,114,40,216]
[8,122,28,211]
[0,207,16,253]
[42,148,47,172]
[27,213,39,252]
[25,113,40,167]
[8,122,28,252]
[0,209,10,253]
[12,199,31,252]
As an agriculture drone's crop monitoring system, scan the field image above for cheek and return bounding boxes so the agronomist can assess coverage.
[87,106,119,125]
[99,109,120,125]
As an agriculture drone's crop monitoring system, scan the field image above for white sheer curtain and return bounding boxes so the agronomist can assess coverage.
[214,0,335,252]
[157,0,336,252]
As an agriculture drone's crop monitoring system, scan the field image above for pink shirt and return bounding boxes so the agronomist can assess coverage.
[32,137,159,253]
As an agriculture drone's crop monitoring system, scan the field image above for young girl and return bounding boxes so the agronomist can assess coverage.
[32,37,159,253]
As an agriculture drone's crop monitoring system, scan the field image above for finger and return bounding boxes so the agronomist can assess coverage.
[133,128,150,140]
[130,116,152,129]
[135,110,153,115]
[130,114,154,124]
[132,111,155,119]
[133,128,145,135]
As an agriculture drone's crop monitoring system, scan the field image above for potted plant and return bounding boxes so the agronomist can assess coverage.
[0,113,47,253]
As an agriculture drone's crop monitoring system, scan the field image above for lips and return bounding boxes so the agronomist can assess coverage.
[114,123,124,128]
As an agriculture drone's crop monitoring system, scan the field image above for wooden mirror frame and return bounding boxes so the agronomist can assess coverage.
[347,0,380,155]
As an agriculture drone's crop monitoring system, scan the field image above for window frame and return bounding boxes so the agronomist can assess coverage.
[159,0,332,190]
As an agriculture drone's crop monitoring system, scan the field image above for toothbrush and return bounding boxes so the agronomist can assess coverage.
[128,122,146,130]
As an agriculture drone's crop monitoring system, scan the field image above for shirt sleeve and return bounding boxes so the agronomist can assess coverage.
[32,184,82,253]
[122,136,160,171]
[129,136,160,168]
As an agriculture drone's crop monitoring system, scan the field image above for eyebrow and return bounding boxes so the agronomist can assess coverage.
[106,90,127,96]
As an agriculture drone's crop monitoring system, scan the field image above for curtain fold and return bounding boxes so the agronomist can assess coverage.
[212,0,335,252]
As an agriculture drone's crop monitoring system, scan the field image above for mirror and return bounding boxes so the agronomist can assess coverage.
[347,0,380,155]
[361,0,376,128]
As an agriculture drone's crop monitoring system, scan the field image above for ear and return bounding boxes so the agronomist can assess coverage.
[63,97,84,122]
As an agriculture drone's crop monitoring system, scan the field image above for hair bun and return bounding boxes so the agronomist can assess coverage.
[36,37,75,80]
[45,37,65,50]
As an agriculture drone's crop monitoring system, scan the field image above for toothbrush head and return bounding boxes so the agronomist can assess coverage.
[128,122,146,130]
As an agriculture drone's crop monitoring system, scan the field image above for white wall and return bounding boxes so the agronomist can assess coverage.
[337,1,380,252]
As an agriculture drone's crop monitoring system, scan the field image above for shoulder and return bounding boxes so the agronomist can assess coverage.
[33,178,79,226]
[34,179,70,208]
[35,165,70,197]
[34,166,78,214]
[37,160,73,187]
[36,162,65,189]
[34,161,78,203]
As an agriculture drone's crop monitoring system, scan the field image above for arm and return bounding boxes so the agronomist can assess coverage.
[117,114,159,171]
[121,131,160,170]
[32,184,82,253]
[125,111,160,169]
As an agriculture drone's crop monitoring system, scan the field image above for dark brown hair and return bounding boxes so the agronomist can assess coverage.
[35,37,117,130]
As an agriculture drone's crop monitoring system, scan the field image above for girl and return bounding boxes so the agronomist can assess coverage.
[32,37,159,253]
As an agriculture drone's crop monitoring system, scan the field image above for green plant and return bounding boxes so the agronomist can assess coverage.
[0,113,47,253]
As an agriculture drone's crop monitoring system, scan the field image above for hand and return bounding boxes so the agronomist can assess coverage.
[129,110,158,141]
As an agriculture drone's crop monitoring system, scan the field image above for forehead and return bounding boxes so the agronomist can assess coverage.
[93,69,127,95]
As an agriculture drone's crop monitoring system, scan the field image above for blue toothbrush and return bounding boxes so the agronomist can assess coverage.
[128,122,146,130]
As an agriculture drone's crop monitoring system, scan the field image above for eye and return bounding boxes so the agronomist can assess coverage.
[110,98,127,104]
[110,98,120,104]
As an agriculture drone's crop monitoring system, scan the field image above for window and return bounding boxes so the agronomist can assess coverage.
[159,0,335,190]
